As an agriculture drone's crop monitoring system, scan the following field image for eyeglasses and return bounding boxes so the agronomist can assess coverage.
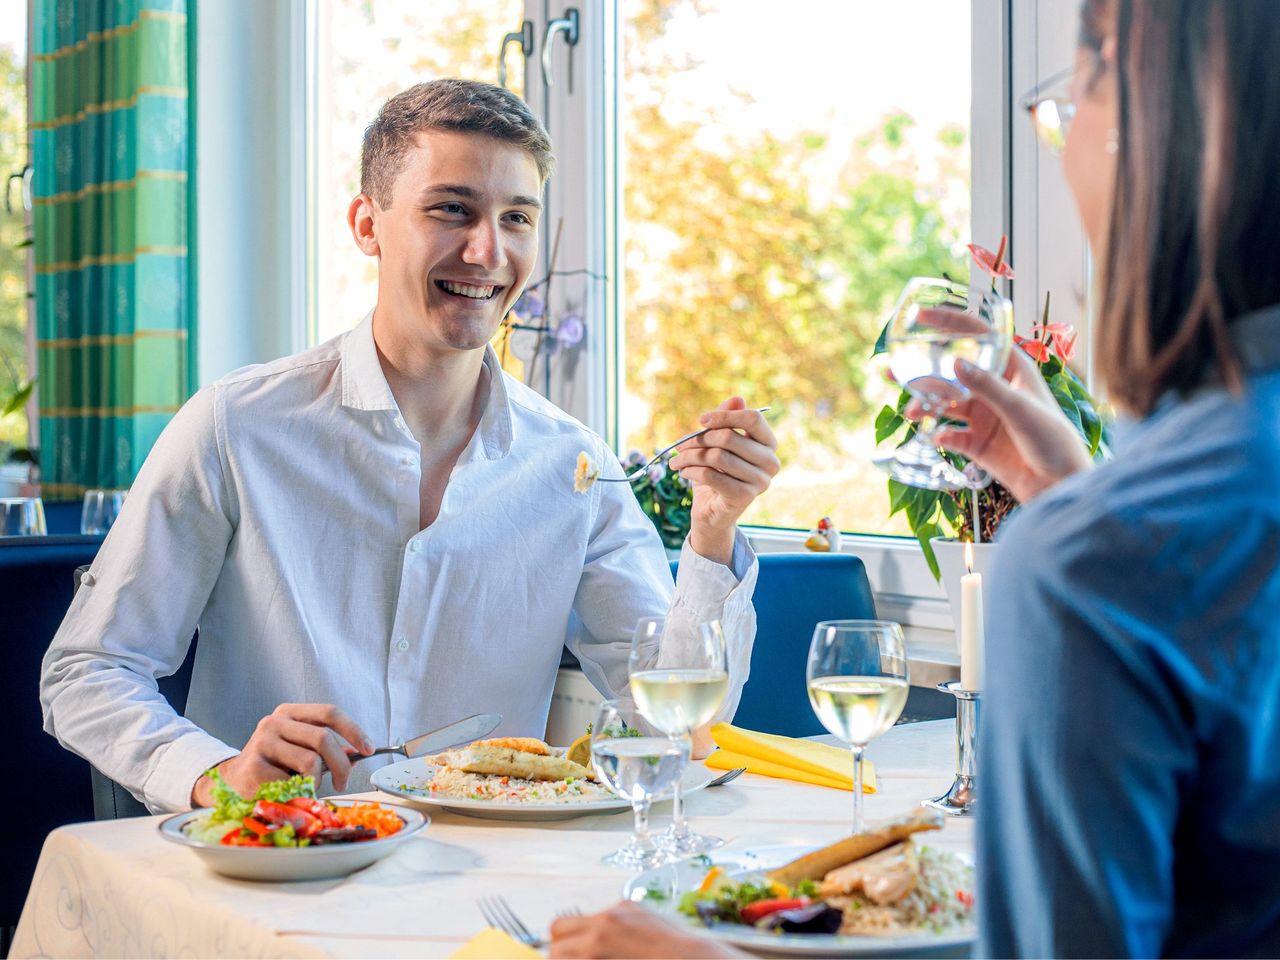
[1020,64,1077,155]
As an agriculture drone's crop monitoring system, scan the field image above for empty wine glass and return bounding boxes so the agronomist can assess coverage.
[873,277,1013,490]
[81,488,127,535]
[807,620,909,834]
[629,617,729,855]
[591,699,689,870]
[0,496,46,536]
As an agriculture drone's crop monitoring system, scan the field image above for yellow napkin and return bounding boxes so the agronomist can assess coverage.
[449,929,542,959]
[706,723,876,793]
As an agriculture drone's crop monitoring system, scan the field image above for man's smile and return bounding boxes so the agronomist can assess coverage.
[436,279,503,301]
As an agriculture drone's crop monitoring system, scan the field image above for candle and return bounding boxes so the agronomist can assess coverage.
[960,541,984,691]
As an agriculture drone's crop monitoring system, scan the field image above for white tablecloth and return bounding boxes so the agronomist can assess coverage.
[13,720,971,958]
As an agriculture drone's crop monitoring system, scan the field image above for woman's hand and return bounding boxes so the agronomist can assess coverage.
[909,348,1093,502]
[549,902,746,959]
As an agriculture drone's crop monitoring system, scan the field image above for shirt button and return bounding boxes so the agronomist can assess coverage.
[401,455,416,467]
[394,416,406,430]
[409,541,421,553]
[80,572,96,587]
[395,637,409,652]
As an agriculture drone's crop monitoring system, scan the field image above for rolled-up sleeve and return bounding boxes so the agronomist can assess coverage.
[40,386,240,813]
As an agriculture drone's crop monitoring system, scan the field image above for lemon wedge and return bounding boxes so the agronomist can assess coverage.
[566,732,592,767]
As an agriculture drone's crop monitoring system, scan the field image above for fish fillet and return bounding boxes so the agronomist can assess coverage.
[766,808,942,886]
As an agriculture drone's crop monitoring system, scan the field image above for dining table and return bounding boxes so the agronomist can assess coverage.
[12,719,973,959]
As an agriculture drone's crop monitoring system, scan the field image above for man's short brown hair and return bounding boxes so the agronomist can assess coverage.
[360,78,554,207]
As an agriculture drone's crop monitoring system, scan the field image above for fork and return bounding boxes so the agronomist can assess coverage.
[706,766,747,788]
[596,407,770,483]
[478,895,542,949]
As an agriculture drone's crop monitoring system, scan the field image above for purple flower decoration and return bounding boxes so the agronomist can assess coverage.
[625,448,646,467]
[512,288,545,319]
[646,462,667,483]
[554,312,585,349]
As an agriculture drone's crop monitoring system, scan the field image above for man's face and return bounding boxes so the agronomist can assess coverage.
[364,130,542,355]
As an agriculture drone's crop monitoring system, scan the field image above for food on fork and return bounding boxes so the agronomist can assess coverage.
[573,451,600,493]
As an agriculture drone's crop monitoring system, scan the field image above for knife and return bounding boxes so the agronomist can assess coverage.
[347,713,502,764]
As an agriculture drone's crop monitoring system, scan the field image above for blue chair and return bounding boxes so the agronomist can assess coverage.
[0,535,103,931]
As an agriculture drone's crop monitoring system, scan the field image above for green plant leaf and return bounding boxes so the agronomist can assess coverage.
[874,404,905,444]
[887,478,912,517]
[15,236,32,249]
[2,379,33,416]
[871,317,891,357]
[914,521,943,580]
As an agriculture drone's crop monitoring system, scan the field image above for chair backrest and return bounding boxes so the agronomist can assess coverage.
[68,566,199,820]
[670,551,878,737]
[0,536,102,926]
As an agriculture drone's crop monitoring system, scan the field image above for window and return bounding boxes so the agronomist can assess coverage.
[0,11,31,479]
[618,1,972,536]
[308,0,527,345]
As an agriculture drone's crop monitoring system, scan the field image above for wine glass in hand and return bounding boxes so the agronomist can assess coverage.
[629,617,729,855]
[807,620,909,834]
[590,699,689,870]
[873,277,1013,490]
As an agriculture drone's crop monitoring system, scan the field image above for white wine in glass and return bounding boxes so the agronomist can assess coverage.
[807,620,909,834]
[629,617,729,855]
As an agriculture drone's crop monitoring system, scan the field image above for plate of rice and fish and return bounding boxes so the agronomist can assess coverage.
[371,735,718,821]
[622,809,975,957]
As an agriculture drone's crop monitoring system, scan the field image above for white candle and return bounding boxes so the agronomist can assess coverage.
[960,542,984,691]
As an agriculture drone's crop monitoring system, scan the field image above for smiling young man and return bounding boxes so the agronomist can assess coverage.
[40,79,779,811]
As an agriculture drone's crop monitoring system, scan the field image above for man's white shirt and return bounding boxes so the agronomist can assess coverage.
[40,313,757,812]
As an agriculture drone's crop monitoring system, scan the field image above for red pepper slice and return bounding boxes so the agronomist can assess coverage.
[220,829,269,847]
[287,796,341,829]
[739,898,811,925]
[240,817,273,836]
[253,799,323,838]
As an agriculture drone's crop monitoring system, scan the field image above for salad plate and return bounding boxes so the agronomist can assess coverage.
[159,799,428,882]
[371,758,718,821]
[622,845,974,958]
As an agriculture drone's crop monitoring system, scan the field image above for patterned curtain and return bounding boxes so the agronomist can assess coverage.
[30,0,193,499]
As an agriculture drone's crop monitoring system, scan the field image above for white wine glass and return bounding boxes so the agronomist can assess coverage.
[873,277,1013,490]
[0,496,46,536]
[590,699,689,870]
[629,617,729,855]
[806,620,909,834]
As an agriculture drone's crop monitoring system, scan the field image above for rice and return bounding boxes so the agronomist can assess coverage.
[836,846,974,936]
[427,766,613,804]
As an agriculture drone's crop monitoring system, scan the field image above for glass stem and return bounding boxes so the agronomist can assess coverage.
[632,796,653,850]
[851,744,866,834]
[670,780,687,837]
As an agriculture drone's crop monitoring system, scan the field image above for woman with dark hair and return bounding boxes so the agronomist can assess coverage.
[550,1,1280,955]
[949,0,1280,956]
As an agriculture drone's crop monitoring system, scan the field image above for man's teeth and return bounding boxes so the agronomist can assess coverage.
[440,280,498,299]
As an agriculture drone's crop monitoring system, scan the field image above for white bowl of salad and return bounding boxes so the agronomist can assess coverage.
[158,771,428,882]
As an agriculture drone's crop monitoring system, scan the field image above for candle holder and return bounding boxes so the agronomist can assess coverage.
[922,680,979,816]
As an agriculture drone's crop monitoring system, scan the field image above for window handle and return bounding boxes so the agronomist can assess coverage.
[497,20,534,91]
[540,8,579,91]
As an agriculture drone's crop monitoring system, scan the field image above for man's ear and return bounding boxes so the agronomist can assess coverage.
[348,193,380,257]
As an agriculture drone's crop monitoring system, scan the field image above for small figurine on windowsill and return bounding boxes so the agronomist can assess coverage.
[804,516,841,553]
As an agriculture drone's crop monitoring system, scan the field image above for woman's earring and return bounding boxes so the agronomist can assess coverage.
[1106,128,1120,154]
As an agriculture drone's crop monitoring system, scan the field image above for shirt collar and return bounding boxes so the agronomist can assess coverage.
[340,310,513,459]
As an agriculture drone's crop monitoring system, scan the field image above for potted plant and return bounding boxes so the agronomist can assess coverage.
[872,238,1110,604]
[621,448,693,556]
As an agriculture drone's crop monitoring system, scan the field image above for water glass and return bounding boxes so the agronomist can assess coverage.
[0,497,46,536]
[591,699,689,870]
[807,620,909,834]
[81,488,127,535]
[629,616,729,855]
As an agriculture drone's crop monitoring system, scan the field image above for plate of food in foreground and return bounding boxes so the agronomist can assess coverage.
[159,771,427,881]
[371,735,718,821]
[622,809,974,957]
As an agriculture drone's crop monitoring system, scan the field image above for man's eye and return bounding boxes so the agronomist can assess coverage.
[506,212,534,226]
[434,203,467,216]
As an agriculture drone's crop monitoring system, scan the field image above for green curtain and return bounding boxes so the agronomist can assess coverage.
[30,0,193,499]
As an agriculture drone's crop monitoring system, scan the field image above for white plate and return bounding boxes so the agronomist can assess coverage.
[371,759,719,821]
[621,845,975,958]
[158,799,428,882]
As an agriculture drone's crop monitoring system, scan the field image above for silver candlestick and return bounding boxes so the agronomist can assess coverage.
[923,680,979,816]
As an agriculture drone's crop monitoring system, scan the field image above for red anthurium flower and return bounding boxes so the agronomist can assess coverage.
[968,236,1016,280]
[1031,322,1077,363]
[1015,334,1050,363]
